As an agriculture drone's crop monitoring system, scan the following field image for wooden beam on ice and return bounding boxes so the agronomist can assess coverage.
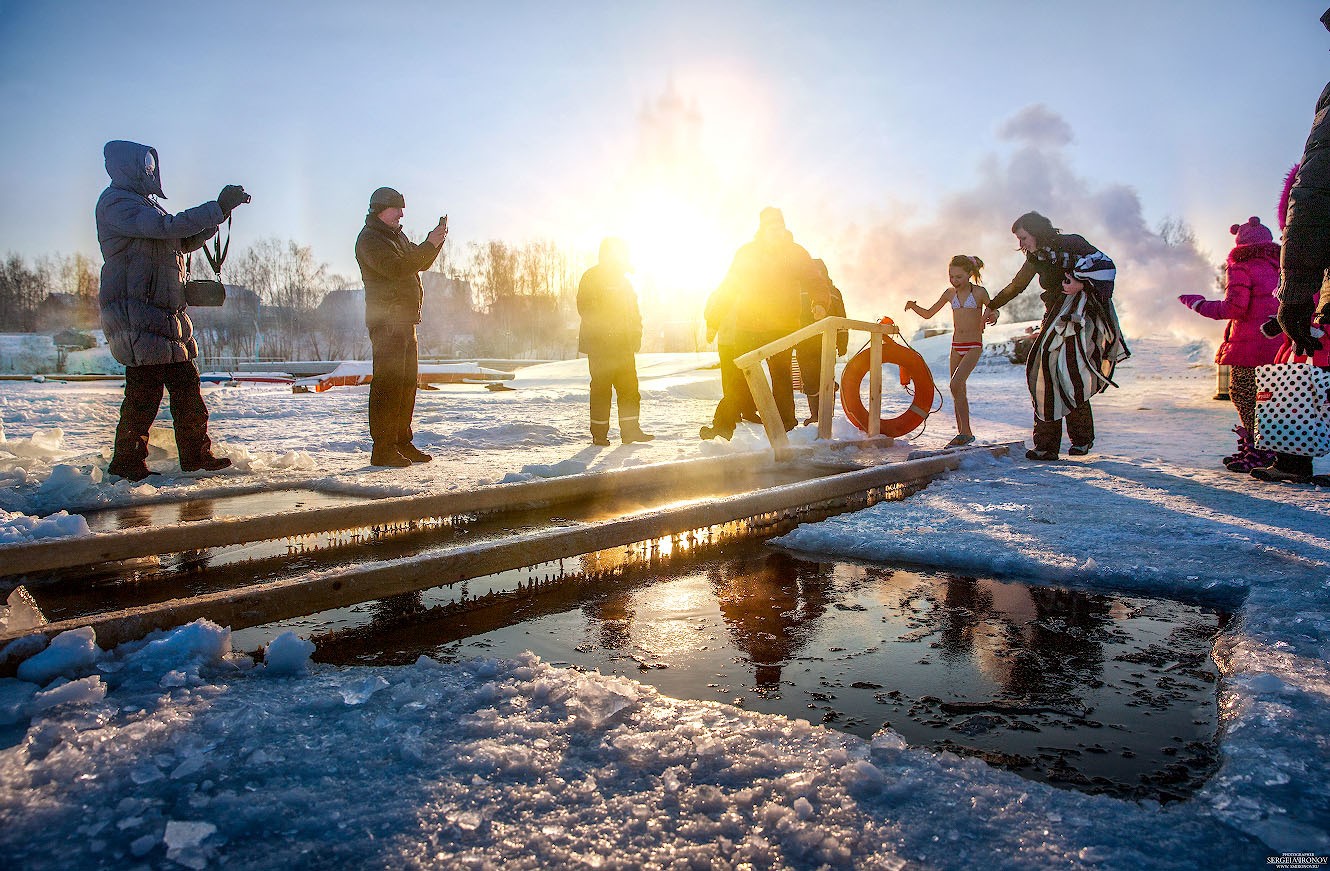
[0,452,780,577]
[0,442,1017,650]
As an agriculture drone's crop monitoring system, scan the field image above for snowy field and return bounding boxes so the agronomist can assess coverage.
[1,328,1328,869]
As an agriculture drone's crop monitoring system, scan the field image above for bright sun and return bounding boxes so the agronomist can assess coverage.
[620,186,739,316]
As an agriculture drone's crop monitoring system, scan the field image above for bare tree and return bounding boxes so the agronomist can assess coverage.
[0,254,47,331]
[230,238,334,360]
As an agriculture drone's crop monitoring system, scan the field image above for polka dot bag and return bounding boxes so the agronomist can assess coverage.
[1254,344,1330,458]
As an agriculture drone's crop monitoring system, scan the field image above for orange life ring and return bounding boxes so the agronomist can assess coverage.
[840,321,936,437]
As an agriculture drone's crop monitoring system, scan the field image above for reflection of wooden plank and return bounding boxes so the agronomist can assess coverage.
[816,327,837,440]
[869,334,883,438]
[741,361,790,457]
[0,453,777,576]
[4,443,1018,649]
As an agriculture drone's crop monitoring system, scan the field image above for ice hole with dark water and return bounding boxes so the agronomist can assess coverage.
[243,539,1229,804]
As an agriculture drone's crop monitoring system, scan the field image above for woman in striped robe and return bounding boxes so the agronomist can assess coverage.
[1026,257,1130,455]
[987,212,1129,460]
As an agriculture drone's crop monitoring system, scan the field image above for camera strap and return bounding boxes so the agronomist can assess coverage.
[202,215,233,279]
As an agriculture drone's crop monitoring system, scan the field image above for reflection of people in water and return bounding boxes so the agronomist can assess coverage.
[1004,588,1112,698]
[712,551,831,689]
[937,576,994,661]
[584,590,635,650]
[932,578,1112,698]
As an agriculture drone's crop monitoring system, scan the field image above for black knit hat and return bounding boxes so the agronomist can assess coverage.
[369,187,406,213]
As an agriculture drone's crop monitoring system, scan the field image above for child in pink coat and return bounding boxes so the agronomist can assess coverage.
[1178,217,1284,471]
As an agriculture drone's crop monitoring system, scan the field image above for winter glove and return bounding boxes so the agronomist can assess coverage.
[217,185,250,217]
[1177,294,1205,311]
[1277,299,1323,356]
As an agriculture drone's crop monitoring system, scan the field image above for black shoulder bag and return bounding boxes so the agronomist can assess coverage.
[184,216,232,307]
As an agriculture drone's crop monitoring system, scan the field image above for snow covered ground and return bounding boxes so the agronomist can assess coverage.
[1,329,1327,868]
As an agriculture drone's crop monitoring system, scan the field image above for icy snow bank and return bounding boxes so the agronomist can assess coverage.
[0,506,89,544]
[0,621,1268,869]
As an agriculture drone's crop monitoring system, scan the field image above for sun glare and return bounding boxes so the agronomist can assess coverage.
[621,186,738,315]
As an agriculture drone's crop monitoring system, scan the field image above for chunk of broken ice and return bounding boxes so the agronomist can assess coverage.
[339,675,389,705]
[0,586,46,634]
[264,632,315,676]
[17,627,99,685]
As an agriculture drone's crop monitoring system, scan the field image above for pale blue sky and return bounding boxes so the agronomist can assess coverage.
[1,0,1326,284]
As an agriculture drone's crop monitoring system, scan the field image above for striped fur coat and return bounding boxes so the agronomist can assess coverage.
[1027,286,1130,422]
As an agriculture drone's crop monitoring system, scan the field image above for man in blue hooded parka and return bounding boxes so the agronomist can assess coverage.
[95,140,249,480]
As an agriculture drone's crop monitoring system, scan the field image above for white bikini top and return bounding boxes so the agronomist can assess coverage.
[951,288,980,309]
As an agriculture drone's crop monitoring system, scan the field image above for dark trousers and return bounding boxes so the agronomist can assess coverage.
[587,351,641,438]
[740,330,797,432]
[113,361,211,466]
[1032,402,1094,454]
[709,342,759,434]
[714,332,796,434]
[369,323,418,448]
[795,335,824,396]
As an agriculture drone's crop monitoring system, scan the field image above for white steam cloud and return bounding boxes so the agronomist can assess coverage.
[826,104,1222,342]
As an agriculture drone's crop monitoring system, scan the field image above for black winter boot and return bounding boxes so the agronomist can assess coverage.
[107,458,154,481]
[181,454,232,473]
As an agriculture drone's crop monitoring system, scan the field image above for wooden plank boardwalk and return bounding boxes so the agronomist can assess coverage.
[0,443,1017,651]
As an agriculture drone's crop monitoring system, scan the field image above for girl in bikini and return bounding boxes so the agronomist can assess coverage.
[905,255,990,447]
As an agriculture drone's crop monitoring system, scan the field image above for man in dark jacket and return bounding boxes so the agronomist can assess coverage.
[702,208,829,437]
[577,238,653,446]
[354,187,448,468]
[96,140,249,481]
[1276,6,1330,356]
[1256,7,1330,485]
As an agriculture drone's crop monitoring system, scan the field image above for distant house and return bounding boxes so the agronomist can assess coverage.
[312,288,371,360]
[36,293,98,332]
[420,273,482,357]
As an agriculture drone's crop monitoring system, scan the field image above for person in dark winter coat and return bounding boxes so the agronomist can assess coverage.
[701,208,829,438]
[577,238,653,446]
[96,140,249,481]
[986,211,1120,461]
[1178,218,1283,472]
[1258,7,1330,485]
[1277,6,1330,358]
[355,187,449,468]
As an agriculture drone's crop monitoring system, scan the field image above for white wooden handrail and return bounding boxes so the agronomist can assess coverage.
[732,317,900,456]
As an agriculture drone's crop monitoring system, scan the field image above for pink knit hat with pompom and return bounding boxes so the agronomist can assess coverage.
[1231,216,1273,246]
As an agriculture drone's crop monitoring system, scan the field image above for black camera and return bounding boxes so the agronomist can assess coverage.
[1260,316,1284,338]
